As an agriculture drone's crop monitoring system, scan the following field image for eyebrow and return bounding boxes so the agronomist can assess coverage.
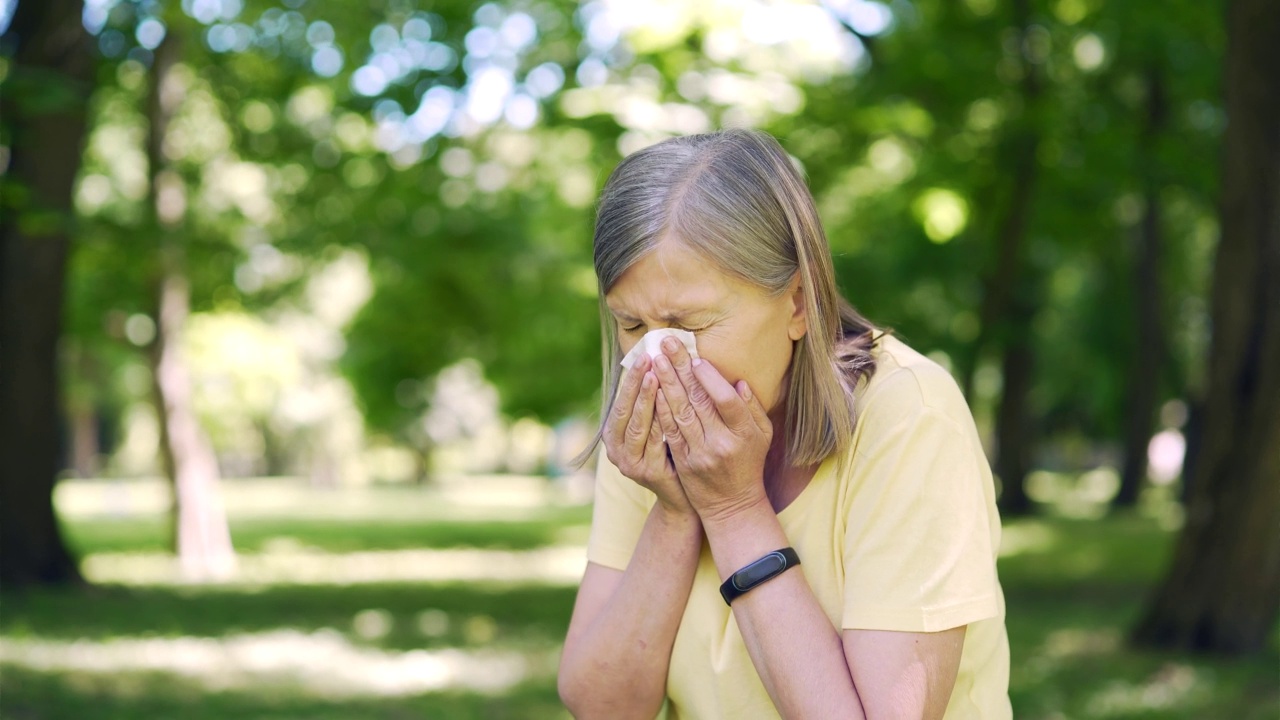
[609,308,716,325]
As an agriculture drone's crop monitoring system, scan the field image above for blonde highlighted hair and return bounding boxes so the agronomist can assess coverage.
[575,129,881,468]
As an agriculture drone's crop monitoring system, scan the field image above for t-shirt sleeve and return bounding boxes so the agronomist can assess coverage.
[840,373,1002,633]
[586,451,656,571]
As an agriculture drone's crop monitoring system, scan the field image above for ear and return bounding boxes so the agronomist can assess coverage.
[786,273,808,341]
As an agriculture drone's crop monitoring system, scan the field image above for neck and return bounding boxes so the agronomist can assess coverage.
[764,408,791,480]
[764,373,796,479]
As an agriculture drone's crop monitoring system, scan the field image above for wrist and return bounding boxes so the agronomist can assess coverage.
[651,501,703,536]
[698,491,771,536]
[699,494,792,585]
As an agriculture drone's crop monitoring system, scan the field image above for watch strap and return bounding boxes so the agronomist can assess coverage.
[719,547,801,606]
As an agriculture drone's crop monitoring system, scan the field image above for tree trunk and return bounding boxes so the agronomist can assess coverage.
[68,404,101,478]
[0,0,93,588]
[977,0,1044,515]
[956,0,1043,403]
[1132,0,1280,654]
[994,320,1035,515]
[151,272,236,579]
[1115,68,1169,508]
[145,34,236,580]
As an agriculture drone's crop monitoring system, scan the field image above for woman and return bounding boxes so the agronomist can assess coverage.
[558,129,1009,719]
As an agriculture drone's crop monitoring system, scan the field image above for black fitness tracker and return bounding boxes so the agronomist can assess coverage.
[719,548,801,606]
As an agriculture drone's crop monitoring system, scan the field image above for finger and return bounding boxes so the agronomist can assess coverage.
[606,354,651,447]
[655,389,689,459]
[643,414,672,474]
[661,337,717,424]
[689,359,754,432]
[653,351,705,449]
[622,371,659,456]
[736,380,773,436]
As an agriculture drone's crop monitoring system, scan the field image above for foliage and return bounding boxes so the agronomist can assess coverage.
[31,0,1226,474]
[46,0,611,459]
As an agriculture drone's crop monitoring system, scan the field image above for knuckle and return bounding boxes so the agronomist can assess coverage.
[624,422,646,443]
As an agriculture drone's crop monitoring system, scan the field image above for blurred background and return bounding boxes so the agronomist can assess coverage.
[1,0,1276,717]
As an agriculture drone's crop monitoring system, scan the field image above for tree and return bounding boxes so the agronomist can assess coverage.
[1132,0,1280,653]
[1113,66,1168,508]
[0,0,93,587]
[143,29,235,578]
[1,0,1240,588]
[984,0,1045,516]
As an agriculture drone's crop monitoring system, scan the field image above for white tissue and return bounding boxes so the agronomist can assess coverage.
[620,328,700,369]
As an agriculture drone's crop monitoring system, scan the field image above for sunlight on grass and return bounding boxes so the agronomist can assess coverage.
[1041,628,1122,659]
[82,545,587,586]
[1017,627,1124,687]
[55,475,587,520]
[1085,663,1209,716]
[0,629,551,697]
[10,486,1274,720]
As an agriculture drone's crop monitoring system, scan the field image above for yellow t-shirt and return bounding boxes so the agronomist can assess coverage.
[586,335,1011,719]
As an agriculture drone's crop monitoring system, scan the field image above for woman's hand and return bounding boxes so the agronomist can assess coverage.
[603,353,693,515]
[651,337,774,523]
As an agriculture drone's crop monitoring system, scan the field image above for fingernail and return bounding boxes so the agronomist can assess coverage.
[662,337,679,353]
[741,383,752,399]
[692,358,703,367]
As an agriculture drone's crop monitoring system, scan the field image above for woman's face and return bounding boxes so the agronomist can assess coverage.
[605,240,807,415]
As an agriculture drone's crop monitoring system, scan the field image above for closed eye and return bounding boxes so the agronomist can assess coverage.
[618,323,707,333]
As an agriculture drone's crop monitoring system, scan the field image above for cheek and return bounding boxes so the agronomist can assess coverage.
[688,337,736,382]
[696,339,780,392]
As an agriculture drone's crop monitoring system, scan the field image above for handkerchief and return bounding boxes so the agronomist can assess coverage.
[620,328,699,369]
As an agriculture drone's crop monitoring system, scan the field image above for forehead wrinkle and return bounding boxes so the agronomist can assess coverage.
[606,239,733,323]
[607,289,721,324]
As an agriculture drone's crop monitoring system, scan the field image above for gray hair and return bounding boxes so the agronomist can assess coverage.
[575,129,880,468]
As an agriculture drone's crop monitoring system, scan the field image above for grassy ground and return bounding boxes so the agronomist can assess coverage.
[1,484,1276,719]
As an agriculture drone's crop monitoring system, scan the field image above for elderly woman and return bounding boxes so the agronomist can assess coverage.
[557,129,1009,719]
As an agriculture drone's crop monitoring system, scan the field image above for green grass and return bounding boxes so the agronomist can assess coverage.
[61,505,593,556]
[1,582,577,652]
[997,515,1279,719]
[2,501,1277,719]
[0,664,568,720]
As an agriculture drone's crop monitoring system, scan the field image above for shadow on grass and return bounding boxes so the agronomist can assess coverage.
[1,582,578,652]
[998,514,1279,719]
[4,512,1277,719]
[0,663,570,720]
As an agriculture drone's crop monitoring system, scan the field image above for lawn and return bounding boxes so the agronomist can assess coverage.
[1,480,1276,719]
